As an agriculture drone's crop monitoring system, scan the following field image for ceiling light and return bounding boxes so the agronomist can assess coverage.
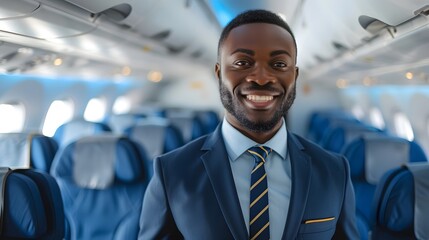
[336,79,348,88]
[53,58,63,66]
[122,66,131,76]
[147,71,163,82]
[405,72,413,80]
[363,77,372,86]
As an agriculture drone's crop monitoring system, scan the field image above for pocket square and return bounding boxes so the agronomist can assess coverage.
[304,217,335,224]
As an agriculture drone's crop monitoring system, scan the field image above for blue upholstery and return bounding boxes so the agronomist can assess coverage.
[0,132,58,172]
[166,111,205,143]
[53,119,112,147]
[30,134,59,172]
[195,110,221,134]
[320,122,382,153]
[1,168,64,239]
[125,118,184,161]
[307,110,359,143]
[108,113,146,133]
[371,163,429,240]
[342,135,427,240]
[50,135,150,240]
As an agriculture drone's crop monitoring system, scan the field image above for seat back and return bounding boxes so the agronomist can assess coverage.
[166,111,205,143]
[50,134,150,240]
[0,132,58,172]
[343,135,427,239]
[195,110,221,134]
[320,122,382,153]
[371,163,429,240]
[53,119,111,147]
[0,168,64,239]
[108,113,146,133]
[125,118,184,161]
[307,110,359,143]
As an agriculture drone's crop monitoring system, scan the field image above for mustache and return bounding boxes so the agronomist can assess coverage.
[241,82,282,93]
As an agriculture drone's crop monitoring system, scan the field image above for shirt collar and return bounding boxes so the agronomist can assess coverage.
[221,117,288,161]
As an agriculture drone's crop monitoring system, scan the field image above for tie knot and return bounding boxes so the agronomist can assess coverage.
[247,146,272,164]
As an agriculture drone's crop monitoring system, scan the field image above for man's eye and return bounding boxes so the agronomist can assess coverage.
[234,60,250,66]
[273,61,287,68]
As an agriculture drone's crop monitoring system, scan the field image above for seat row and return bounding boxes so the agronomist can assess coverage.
[1,109,221,238]
[1,134,152,239]
[0,108,221,174]
[307,109,429,240]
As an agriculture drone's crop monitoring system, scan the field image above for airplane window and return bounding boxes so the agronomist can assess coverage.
[393,112,414,141]
[0,103,25,133]
[112,96,131,114]
[369,107,385,129]
[84,98,107,122]
[351,105,365,120]
[42,100,74,137]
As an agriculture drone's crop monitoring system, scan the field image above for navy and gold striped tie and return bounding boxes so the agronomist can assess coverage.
[248,146,272,240]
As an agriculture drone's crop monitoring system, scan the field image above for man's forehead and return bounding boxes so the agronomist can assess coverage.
[222,23,296,53]
[228,23,292,38]
[224,23,293,43]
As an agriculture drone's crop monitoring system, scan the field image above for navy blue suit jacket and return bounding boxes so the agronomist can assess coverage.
[138,125,359,239]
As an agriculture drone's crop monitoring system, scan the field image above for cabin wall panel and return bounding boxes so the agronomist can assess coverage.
[154,74,222,111]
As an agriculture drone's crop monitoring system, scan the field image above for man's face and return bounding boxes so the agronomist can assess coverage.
[216,23,299,133]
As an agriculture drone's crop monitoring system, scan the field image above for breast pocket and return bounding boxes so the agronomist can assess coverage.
[297,217,336,240]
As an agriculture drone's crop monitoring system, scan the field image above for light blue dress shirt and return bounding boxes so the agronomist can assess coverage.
[221,118,292,240]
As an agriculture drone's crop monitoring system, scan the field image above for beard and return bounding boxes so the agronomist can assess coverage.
[219,80,296,133]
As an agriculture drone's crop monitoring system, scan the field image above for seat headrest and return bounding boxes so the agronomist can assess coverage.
[55,135,146,189]
[108,113,146,133]
[321,122,382,153]
[0,133,31,168]
[364,136,409,184]
[127,121,167,160]
[54,119,112,147]
[406,163,429,240]
[344,135,427,184]
[0,133,59,172]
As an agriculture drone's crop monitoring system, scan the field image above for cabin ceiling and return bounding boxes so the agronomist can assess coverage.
[1,0,428,86]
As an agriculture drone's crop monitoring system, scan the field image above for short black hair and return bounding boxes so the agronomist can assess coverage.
[217,9,297,61]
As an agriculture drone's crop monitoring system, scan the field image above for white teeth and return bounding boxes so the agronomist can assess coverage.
[246,95,273,102]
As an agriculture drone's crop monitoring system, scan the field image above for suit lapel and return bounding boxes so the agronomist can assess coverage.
[201,126,248,240]
[282,133,312,240]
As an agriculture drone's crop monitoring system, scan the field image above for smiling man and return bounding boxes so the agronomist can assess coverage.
[139,9,359,240]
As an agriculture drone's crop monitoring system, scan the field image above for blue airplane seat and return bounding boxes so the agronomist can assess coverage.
[307,110,359,143]
[0,132,58,172]
[108,113,146,133]
[30,133,59,172]
[195,110,221,134]
[342,135,427,240]
[320,122,383,153]
[0,167,65,239]
[370,162,429,240]
[50,135,150,240]
[124,118,184,161]
[53,119,112,147]
[166,110,205,143]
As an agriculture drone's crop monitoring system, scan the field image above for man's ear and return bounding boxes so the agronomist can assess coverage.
[215,63,221,81]
[294,66,299,81]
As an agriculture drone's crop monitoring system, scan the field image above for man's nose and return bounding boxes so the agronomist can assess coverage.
[245,65,276,85]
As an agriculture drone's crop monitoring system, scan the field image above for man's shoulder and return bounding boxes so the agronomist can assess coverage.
[157,134,210,162]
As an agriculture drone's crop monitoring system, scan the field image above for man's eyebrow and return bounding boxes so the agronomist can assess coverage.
[270,50,291,57]
[231,48,254,56]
